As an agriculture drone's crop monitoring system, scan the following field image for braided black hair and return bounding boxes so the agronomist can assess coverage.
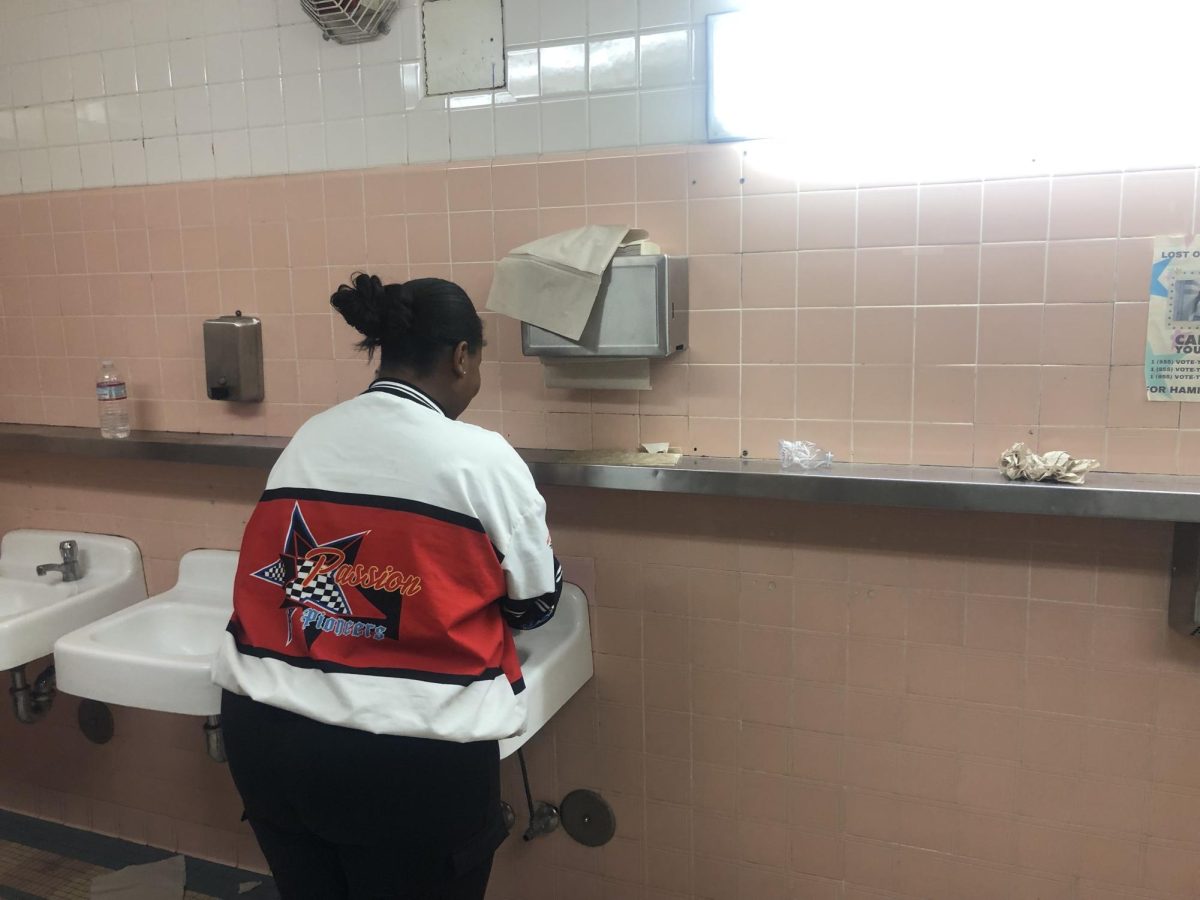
[330,273,483,375]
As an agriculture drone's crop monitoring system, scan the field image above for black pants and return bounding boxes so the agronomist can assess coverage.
[221,690,506,900]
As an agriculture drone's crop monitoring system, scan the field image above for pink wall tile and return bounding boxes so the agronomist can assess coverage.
[1044,239,1117,303]
[741,366,794,419]
[978,305,1043,365]
[115,230,151,273]
[742,310,795,364]
[586,156,636,206]
[688,254,740,310]
[1049,174,1121,240]
[915,245,979,305]
[218,223,255,268]
[447,166,492,212]
[539,160,587,208]
[981,178,1049,242]
[852,421,913,463]
[53,233,86,274]
[688,198,740,255]
[325,218,368,267]
[912,423,974,466]
[289,175,332,223]
[1121,169,1197,237]
[687,365,739,418]
[407,214,450,263]
[687,145,742,199]
[403,168,449,214]
[1040,303,1113,366]
[797,250,854,308]
[19,198,53,234]
[855,307,914,366]
[914,306,977,365]
[914,366,975,423]
[636,153,688,203]
[741,146,798,196]
[1039,366,1110,428]
[857,187,917,248]
[687,310,740,364]
[796,308,853,365]
[486,165,536,214]
[918,183,982,245]
[852,366,912,421]
[178,184,214,228]
[743,195,798,253]
[687,416,740,456]
[855,248,915,307]
[17,200,51,236]
[1115,237,1154,302]
[979,242,1045,305]
[250,222,289,268]
[976,366,1040,425]
[635,201,686,254]
[740,252,795,309]
[493,208,539,256]
[796,366,852,420]
[181,228,218,271]
[1108,365,1180,429]
[796,191,856,251]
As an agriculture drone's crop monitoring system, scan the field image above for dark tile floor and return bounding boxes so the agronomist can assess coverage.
[0,810,278,900]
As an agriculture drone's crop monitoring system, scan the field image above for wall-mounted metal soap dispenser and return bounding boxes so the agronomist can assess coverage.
[203,312,264,401]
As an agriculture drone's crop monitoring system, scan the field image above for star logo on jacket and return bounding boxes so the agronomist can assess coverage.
[251,503,368,644]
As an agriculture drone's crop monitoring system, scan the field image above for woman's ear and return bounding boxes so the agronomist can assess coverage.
[453,341,469,377]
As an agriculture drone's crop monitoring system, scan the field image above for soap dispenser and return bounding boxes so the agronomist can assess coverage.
[203,312,264,401]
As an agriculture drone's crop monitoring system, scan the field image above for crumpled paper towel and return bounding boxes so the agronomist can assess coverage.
[999,443,1100,485]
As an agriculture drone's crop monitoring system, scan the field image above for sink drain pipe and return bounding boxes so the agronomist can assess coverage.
[203,716,227,763]
[516,748,559,841]
[9,665,56,724]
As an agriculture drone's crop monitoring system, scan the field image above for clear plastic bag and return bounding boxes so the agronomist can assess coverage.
[779,439,834,470]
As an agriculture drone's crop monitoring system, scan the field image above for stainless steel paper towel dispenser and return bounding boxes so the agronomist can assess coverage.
[203,312,264,401]
[521,255,688,358]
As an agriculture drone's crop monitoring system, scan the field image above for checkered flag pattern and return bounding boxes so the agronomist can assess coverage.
[286,559,351,615]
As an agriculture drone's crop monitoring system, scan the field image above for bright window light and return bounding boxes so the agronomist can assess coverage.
[708,1,1200,182]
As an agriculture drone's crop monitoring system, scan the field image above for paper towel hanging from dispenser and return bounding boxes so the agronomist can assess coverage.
[485,226,688,390]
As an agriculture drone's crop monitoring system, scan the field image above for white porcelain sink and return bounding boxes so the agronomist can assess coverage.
[54,550,236,716]
[0,530,145,671]
[500,583,593,759]
[56,552,594,747]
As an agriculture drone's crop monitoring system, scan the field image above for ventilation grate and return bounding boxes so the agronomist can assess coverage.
[299,0,398,44]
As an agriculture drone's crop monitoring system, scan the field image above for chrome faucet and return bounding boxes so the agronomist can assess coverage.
[36,540,82,583]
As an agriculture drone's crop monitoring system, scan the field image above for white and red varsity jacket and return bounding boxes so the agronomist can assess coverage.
[212,379,563,742]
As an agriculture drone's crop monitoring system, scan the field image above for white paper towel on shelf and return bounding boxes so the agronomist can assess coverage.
[542,358,651,391]
[487,225,648,340]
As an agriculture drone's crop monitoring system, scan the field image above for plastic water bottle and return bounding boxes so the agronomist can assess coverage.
[96,360,130,439]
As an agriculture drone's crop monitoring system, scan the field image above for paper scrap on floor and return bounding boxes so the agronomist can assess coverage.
[486,225,651,341]
[90,855,185,899]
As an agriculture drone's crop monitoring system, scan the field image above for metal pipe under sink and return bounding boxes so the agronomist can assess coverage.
[9,665,56,724]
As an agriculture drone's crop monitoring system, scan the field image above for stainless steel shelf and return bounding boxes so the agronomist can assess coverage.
[3,423,1200,523]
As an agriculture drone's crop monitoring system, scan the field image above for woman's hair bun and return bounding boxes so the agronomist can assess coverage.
[330,272,397,343]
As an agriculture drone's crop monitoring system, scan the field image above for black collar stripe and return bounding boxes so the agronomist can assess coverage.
[366,380,444,415]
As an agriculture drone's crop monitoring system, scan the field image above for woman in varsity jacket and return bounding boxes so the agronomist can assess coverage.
[213,273,563,900]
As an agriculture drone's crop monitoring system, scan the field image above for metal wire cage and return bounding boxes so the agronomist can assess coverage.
[300,0,399,44]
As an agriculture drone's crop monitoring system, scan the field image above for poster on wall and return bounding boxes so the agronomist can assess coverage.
[1146,235,1200,400]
